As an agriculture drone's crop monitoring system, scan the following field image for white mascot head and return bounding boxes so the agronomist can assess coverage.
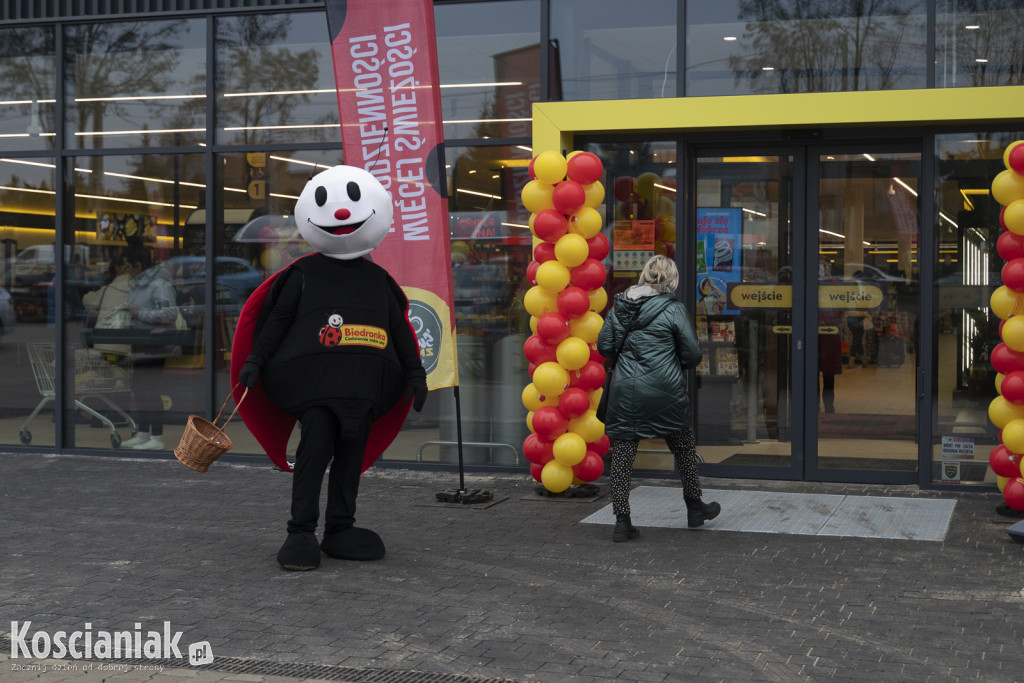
[294,165,394,260]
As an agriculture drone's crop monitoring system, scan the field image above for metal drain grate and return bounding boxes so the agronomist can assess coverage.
[0,634,512,683]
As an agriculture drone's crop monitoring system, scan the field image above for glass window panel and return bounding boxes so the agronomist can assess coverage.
[686,1,927,96]
[435,0,540,140]
[66,19,206,149]
[551,0,676,101]
[216,13,342,146]
[0,26,56,152]
[932,132,1024,484]
[936,1,1024,88]
[0,158,56,447]
[69,153,205,450]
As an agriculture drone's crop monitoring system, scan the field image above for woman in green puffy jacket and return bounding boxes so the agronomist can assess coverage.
[596,255,720,542]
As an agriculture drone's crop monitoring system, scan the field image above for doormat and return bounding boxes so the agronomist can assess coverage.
[580,487,957,541]
[719,453,916,471]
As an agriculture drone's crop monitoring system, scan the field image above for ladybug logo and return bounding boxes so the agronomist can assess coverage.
[318,313,344,347]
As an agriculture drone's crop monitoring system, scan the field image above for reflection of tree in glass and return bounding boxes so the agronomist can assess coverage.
[729,1,921,93]
[66,22,188,146]
[936,1,1024,87]
[0,27,56,147]
[217,16,320,145]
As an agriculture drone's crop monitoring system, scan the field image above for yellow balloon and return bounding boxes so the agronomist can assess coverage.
[590,387,602,411]
[533,361,569,398]
[656,219,676,243]
[1003,315,1024,352]
[541,460,574,493]
[529,315,538,334]
[587,287,608,313]
[536,260,571,292]
[992,169,1024,207]
[533,151,568,185]
[569,310,605,344]
[523,383,557,412]
[568,410,605,442]
[1003,418,1024,453]
[526,410,535,433]
[552,431,587,466]
[635,172,660,202]
[556,336,591,370]
[997,372,1006,394]
[1006,141,1024,169]
[657,195,675,218]
[522,179,555,213]
[583,181,605,208]
[1004,199,1024,236]
[991,286,1022,320]
[1020,455,1024,478]
[554,233,589,268]
[997,475,1010,493]
[568,207,603,239]
[524,285,559,317]
[989,396,1024,429]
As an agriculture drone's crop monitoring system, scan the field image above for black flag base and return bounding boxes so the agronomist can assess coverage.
[436,488,493,504]
[534,483,600,499]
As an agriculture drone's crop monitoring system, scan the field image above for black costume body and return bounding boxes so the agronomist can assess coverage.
[246,254,424,536]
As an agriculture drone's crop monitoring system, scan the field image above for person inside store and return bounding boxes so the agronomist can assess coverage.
[82,248,133,358]
[818,259,843,413]
[597,255,720,542]
[117,239,182,451]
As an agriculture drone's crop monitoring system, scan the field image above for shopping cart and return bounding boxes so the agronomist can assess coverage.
[19,343,137,448]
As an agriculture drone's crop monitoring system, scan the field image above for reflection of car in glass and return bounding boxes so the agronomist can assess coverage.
[0,285,16,336]
[164,256,263,308]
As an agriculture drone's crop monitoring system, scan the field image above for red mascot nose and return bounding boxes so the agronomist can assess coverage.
[334,208,351,220]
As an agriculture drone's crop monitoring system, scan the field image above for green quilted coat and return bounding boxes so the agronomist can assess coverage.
[596,288,703,441]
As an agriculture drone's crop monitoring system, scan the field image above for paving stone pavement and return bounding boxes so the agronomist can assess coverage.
[1,451,1023,683]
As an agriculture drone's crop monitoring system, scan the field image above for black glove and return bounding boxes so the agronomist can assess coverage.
[239,360,262,388]
[405,367,428,412]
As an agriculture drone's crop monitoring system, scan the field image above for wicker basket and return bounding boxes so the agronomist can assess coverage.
[174,387,247,472]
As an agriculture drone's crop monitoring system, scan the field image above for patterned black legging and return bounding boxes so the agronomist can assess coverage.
[609,426,702,517]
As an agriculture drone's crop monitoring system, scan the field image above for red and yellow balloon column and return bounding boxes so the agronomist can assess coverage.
[520,151,611,493]
[987,140,1024,511]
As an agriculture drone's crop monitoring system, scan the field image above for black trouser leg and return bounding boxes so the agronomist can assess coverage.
[288,406,338,534]
[324,418,370,535]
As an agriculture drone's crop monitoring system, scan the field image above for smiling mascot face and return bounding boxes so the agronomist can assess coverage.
[295,165,394,260]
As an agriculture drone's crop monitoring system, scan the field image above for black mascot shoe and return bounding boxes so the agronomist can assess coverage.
[277,531,322,571]
[321,527,386,561]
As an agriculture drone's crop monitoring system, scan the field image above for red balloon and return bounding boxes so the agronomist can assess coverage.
[528,362,537,377]
[573,451,604,481]
[566,152,604,185]
[552,180,586,215]
[527,155,537,180]
[558,387,591,419]
[587,232,610,261]
[990,445,1021,478]
[557,286,590,319]
[588,434,610,457]
[1009,144,1024,175]
[533,209,568,242]
[590,344,606,364]
[998,231,1024,261]
[568,360,605,391]
[1004,477,1024,511]
[570,258,607,290]
[534,241,557,263]
[1001,206,1008,230]
[526,260,540,286]
[1002,370,1024,404]
[536,312,570,344]
[523,334,558,364]
[529,462,544,482]
[523,433,555,465]
[612,176,636,202]
[532,406,568,440]
[992,343,1024,374]
[1003,258,1024,292]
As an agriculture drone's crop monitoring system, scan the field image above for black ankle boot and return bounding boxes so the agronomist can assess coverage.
[685,499,721,528]
[612,514,640,542]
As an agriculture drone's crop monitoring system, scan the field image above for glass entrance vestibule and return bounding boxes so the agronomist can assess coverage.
[580,129,1020,488]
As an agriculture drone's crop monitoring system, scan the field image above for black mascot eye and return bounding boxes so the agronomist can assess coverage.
[315,185,327,206]
[347,181,361,202]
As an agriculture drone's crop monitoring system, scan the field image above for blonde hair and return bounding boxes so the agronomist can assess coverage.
[639,255,679,293]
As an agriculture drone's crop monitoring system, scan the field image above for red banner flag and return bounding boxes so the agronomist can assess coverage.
[326,0,458,389]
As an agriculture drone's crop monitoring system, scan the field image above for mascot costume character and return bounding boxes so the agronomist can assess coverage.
[231,165,427,571]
